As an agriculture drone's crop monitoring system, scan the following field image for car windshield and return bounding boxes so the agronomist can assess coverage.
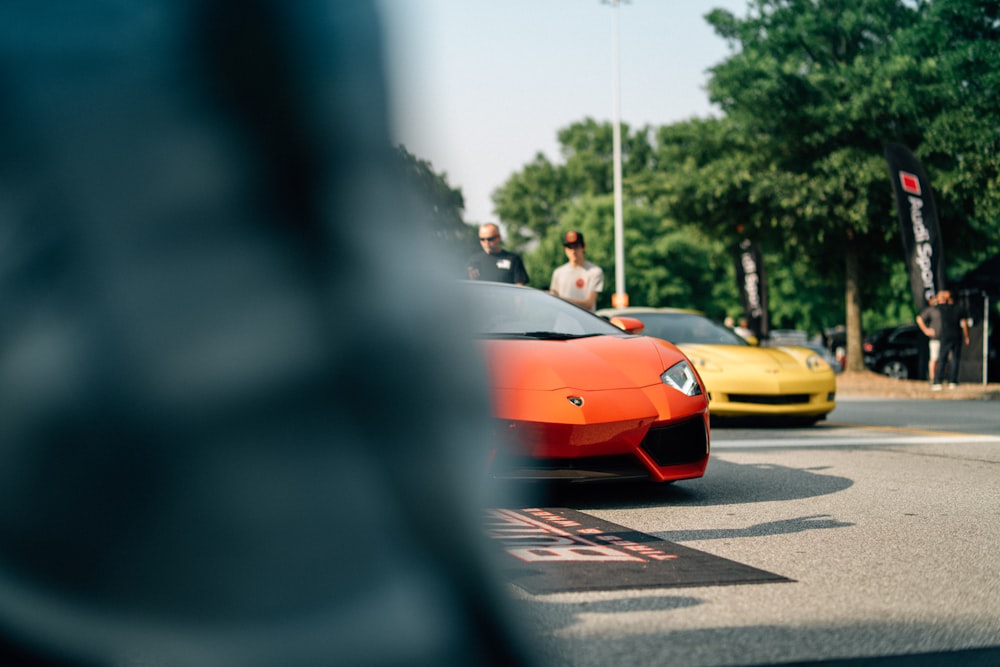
[459,281,626,339]
[631,312,750,346]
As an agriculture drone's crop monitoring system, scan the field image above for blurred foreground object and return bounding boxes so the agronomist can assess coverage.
[0,1,530,665]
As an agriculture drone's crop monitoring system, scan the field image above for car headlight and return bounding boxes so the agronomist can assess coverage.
[805,354,830,371]
[661,360,702,396]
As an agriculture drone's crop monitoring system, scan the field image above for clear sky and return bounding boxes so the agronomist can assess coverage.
[377,0,747,224]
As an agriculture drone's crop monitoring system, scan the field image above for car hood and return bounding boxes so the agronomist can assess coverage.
[678,343,811,371]
[482,334,680,391]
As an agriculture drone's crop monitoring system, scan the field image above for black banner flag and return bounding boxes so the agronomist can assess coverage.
[884,143,945,309]
[735,238,769,340]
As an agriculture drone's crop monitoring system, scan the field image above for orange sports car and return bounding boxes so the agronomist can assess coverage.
[462,281,710,483]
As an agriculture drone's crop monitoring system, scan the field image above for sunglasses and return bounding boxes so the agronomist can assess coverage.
[480,235,500,242]
[564,243,584,249]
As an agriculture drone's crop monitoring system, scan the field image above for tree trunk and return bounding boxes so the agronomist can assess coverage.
[844,234,865,372]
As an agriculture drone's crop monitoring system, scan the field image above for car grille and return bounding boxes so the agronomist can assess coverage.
[728,394,810,405]
[640,418,708,466]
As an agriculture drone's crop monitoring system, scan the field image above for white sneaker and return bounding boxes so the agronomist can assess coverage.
[948,383,958,389]
[931,384,943,391]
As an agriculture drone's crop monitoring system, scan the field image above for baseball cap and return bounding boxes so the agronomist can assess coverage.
[563,230,585,246]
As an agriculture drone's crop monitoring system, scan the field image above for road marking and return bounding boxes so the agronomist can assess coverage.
[825,421,993,438]
[712,424,1000,449]
[488,508,790,593]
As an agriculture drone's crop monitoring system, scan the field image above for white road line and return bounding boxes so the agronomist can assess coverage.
[712,433,1000,449]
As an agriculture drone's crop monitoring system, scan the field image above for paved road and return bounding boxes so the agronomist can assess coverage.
[830,396,1000,436]
[503,400,1000,666]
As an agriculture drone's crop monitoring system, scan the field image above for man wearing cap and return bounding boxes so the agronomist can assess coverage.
[549,230,604,311]
[467,223,529,285]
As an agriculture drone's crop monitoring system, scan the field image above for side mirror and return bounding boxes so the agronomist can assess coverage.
[610,316,645,334]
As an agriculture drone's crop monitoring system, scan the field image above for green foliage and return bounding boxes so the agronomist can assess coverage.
[624,217,737,318]
[490,152,568,248]
[695,0,922,297]
[682,0,998,333]
[521,193,732,314]
[492,119,657,251]
[394,145,479,275]
[902,0,1000,262]
[862,257,919,332]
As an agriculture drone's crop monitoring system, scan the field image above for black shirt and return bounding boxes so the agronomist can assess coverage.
[467,249,529,284]
[936,302,967,342]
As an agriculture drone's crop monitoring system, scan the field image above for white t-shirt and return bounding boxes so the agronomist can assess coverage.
[549,261,604,310]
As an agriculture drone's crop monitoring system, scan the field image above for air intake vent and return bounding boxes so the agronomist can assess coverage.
[728,394,809,405]
[640,419,708,466]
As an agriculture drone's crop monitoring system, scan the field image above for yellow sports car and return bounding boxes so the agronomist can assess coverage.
[598,307,836,424]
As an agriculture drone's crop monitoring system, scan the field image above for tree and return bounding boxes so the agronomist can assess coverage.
[394,145,478,275]
[492,119,656,250]
[495,120,730,310]
[898,0,1000,274]
[688,0,927,369]
[490,152,568,249]
[675,0,1000,369]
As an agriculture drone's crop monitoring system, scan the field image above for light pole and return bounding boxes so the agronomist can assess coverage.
[606,0,628,307]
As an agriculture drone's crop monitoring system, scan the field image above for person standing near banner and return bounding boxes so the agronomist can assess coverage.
[916,294,942,385]
[930,290,970,390]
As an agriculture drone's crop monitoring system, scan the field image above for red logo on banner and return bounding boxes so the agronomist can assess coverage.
[899,171,921,196]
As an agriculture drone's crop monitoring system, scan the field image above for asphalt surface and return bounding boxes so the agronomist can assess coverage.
[500,400,1000,667]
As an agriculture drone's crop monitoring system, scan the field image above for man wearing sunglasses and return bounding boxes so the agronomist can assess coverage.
[466,223,529,285]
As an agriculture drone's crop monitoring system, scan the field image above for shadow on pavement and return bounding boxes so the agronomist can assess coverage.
[507,457,853,510]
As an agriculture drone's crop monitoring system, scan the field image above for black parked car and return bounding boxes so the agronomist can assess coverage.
[865,319,999,382]
[863,324,928,380]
